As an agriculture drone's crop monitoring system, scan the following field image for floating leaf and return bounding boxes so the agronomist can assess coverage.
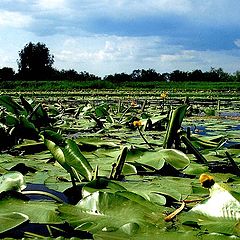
[59,191,165,236]
[0,172,26,193]
[0,196,62,224]
[0,212,29,234]
[182,212,240,237]
[122,163,137,175]
[82,178,126,198]
[135,149,190,171]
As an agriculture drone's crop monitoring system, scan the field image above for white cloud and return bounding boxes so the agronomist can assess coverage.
[0,49,12,66]
[69,0,192,20]
[54,35,166,64]
[234,39,240,48]
[0,0,240,76]
[160,50,199,63]
[55,36,137,64]
[35,0,67,9]
[135,0,192,14]
[159,49,240,73]
[51,35,166,75]
[52,34,240,75]
[0,10,32,28]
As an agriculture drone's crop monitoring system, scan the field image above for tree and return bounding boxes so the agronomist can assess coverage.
[0,67,15,81]
[188,69,204,82]
[60,69,79,81]
[104,72,131,83]
[169,70,188,82]
[17,42,54,80]
[233,71,240,82]
[131,69,141,82]
[140,69,161,82]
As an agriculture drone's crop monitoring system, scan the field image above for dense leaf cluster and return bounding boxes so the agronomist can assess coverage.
[0,94,239,238]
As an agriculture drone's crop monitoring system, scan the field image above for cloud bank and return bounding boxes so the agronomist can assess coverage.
[0,0,240,76]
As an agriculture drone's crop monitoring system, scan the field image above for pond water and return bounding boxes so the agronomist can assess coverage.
[219,111,240,117]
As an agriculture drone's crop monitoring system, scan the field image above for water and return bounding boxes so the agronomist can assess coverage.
[219,111,240,117]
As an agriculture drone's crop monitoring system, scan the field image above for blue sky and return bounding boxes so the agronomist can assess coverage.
[0,0,240,77]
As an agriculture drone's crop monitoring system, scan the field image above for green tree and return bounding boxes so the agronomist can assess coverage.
[233,71,240,82]
[188,69,204,82]
[0,67,15,81]
[141,69,161,82]
[17,42,54,80]
[169,70,188,82]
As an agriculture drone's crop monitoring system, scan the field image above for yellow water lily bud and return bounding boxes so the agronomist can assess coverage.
[133,120,142,127]
[160,91,168,99]
[131,101,137,107]
[199,173,215,189]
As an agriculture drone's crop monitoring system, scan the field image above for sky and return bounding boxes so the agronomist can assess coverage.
[0,0,240,77]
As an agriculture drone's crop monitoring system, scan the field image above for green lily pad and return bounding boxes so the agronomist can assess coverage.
[182,212,240,237]
[136,149,190,170]
[59,191,165,236]
[0,212,29,234]
[0,198,62,224]
[82,178,126,198]
[0,172,26,193]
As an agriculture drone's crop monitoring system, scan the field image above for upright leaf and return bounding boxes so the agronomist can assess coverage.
[20,95,33,114]
[63,139,93,181]
[41,130,79,182]
[0,95,26,116]
[163,105,188,149]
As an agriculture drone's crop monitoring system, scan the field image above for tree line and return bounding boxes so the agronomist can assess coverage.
[0,42,240,83]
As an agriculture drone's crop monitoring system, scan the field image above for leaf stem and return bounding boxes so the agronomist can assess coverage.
[22,190,64,203]
[164,201,186,222]
[181,135,207,164]
[137,126,154,150]
[225,151,240,176]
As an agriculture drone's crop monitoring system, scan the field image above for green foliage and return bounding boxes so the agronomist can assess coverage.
[0,93,239,238]
[0,95,26,116]
[0,80,239,91]
[17,42,54,80]
[0,95,52,150]
[0,198,62,224]
[59,191,165,237]
[135,149,190,171]
[0,212,29,234]
[163,105,188,149]
[41,130,93,182]
[0,172,26,193]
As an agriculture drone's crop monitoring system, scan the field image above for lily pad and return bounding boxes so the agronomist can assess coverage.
[59,191,165,236]
[0,198,62,224]
[0,172,26,193]
[0,212,29,234]
[135,149,190,171]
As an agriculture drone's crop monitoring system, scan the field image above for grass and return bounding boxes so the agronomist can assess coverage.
[0,80,239,91]
[0,80,239,102]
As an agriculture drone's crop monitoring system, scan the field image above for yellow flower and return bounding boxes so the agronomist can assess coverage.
[133,120,142,127]
[160,91,168,99]
[199,173,215,188]
[131,101,137,107]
